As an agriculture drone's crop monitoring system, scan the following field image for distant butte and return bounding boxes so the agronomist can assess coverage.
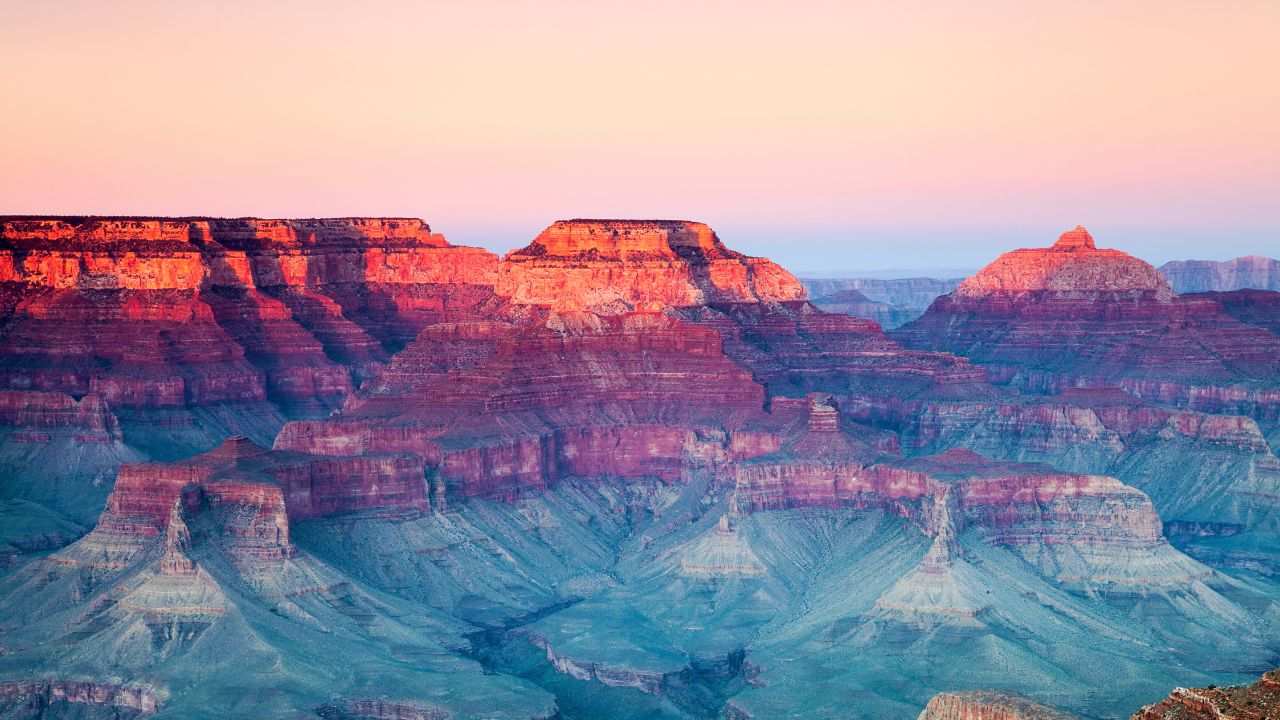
[954,224,1172,299]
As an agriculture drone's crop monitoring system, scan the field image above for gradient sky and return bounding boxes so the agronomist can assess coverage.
[2,1,1276,274]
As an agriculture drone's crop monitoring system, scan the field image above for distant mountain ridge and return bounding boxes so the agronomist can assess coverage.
[802,276,962,328]
[1160,255,1280,293]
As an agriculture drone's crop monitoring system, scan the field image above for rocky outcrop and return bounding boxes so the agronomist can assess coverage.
[0,679,159,717]
[953,226,1172,299]
[1160,256,1280,293]
[917,691,1077,720]
[894,227,1280,422]
[1131,669,1280,719]
[495,220,805,313]
[0,390,121,442]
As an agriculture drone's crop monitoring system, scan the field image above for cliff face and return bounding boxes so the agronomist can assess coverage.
[0,679,159,717]
[1160,256,1280,293]
[894,227,1280,422]
[0,216,498,421]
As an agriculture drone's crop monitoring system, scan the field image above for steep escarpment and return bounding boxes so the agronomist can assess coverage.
[1160,256,1280,293]
[0,216,498,426]
[894,227,1280,422]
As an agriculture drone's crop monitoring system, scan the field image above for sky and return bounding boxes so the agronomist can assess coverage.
[1,1,1277,275]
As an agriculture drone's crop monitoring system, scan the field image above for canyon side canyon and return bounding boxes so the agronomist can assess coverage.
[0,217,1277,720]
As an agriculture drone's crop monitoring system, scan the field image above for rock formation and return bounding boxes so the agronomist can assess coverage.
[0,679,160,718]
[1131,669,1280,719]
[894,227,1280,424]
[495,219,805,313]
[0,216,499,434]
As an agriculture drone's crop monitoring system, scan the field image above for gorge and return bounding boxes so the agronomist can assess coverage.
[0,217,1277,719]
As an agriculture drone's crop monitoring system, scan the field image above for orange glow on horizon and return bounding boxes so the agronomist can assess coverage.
[1,1,1276,267]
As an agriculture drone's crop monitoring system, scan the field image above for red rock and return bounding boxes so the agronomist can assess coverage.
[0,390,121,441]
[0,216,501,419]
[89,435,427,569]
[1130,669,1280,720]
[895,227,1280,422]
[953,225,1171,299]
[495,220,805,313]
[1193,289,1280,338]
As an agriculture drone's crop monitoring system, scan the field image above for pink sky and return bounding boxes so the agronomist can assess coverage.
[2,1,1276,272]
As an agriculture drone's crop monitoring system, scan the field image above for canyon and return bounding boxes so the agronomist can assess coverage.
[0,217,1277,719]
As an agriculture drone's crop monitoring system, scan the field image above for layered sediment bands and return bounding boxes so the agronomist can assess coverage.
[0,679,160,717]
[895,228,1280,420]
[735,448,1189,589]
[495,220,805,313]
[0,216,500,419]
[898,391,1273,457]
[0,390,120,441]
[917,691,1077,720]
[106,436,428,533]
[678,301,987,401]
[0,288,266,408]
[1196,289,1280,338]
[279,310,779,500]
[1130,669,1280,719]
[1160,256,1280,293]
